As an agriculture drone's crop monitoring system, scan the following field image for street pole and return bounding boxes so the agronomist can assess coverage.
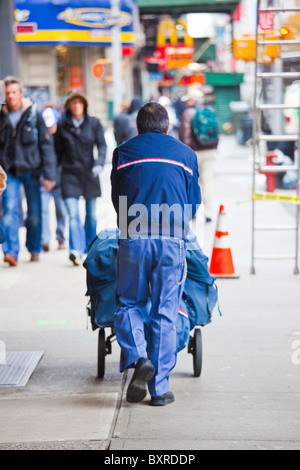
[0,81,5,107]
[0,0,18,78]
[111,0,123,118]
[272,0,283,135]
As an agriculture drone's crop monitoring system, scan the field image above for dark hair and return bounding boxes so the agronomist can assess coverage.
[137,102,169,135]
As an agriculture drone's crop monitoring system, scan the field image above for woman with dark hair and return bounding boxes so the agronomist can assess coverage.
[55,91,107,266]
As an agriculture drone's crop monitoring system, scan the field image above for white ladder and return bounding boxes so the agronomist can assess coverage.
[251,0,300,274]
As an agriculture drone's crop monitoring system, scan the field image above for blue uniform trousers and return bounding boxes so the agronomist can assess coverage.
[114,238,186,397]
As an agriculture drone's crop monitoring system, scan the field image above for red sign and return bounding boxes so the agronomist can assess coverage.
[122,47,134,57]
[147,43,195,71]
[259,12,274,31]
[15,23,37,34]
[69,66,84,91]
[234,3,242,22]
[179,75,205,86]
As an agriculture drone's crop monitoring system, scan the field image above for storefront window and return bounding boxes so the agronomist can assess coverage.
[56,46,85,107]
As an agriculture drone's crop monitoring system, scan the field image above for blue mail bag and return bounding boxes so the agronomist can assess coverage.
[84,230,220,350]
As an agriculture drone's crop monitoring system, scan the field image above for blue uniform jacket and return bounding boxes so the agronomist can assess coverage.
[111,130,201,240]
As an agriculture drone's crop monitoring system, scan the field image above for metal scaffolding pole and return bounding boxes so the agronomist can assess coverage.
[111,0,123,118]
[0,0,18,78]
[251,0,300,275]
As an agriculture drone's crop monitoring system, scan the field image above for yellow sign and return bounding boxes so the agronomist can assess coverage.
[233,32,280,62]
[15,30,135,45]
[166,58,192,69]
[157,19,178,47]
[176,18,194,48]
[264,32,280,59]
[157,18,193,48]
[233,36,256,61]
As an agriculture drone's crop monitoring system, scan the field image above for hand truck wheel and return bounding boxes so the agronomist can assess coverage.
[97,328,106,378]
[188,328,203,378]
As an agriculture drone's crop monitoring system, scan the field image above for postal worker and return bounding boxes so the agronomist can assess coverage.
[111,102,201,406]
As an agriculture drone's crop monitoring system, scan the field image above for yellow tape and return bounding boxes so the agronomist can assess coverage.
[237,193,300,205]
[252,193,300,204]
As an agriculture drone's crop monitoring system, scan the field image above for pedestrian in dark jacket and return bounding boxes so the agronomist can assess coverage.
[0,76,56,267]
[55,90,107,266]
[113,96,142,145]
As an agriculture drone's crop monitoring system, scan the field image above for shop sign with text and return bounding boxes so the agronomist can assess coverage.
[14,0,136,46]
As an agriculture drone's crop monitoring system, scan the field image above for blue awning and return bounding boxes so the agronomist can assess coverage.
[14,0,137,45]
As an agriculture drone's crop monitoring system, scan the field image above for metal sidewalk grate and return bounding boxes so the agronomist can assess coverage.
[0,351,44,388]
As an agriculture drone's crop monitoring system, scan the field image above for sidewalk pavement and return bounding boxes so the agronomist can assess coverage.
[0,136,300,450]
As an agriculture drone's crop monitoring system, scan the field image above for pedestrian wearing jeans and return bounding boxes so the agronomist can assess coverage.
[111,103,201,406]
[41,106,66,252]
[0,167,7,245]
[55,91,107,266]
[0,76,56,267]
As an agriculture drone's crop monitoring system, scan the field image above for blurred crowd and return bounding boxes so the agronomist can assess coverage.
[0,76,219,268]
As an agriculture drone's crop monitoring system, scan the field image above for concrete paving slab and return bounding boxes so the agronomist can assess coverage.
[111,362,300,451]
[110,439,300,451]
[0,393,118,444]
[0,440,108,450]
[110,271,300,450]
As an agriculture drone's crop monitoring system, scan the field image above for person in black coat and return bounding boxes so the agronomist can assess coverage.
[55,91,107,265]
[113,96,142,145]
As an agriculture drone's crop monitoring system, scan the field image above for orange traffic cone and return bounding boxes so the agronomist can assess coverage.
[209,205,239,278]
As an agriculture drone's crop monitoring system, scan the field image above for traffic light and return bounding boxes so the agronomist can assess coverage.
[280,25,296,39]
[280,26,290,37]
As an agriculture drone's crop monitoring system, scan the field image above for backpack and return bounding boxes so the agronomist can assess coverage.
[192,107,219,150]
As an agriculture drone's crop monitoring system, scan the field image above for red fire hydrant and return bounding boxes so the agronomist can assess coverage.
[260,151,278,193]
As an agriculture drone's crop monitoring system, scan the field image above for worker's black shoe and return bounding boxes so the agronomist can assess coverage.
[150,391,175,407]
[126,358,155,403]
